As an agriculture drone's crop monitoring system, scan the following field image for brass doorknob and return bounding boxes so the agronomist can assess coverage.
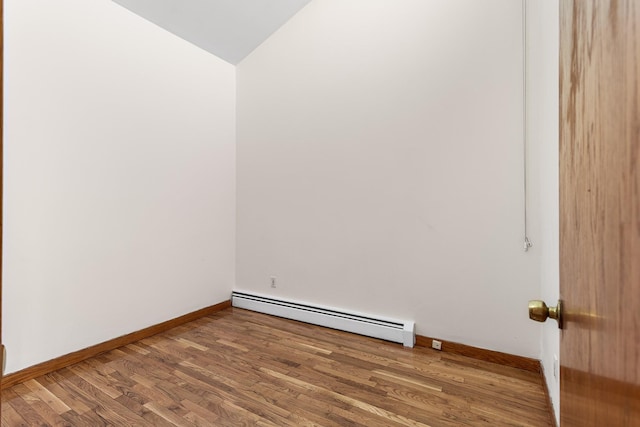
[528,300,563,329]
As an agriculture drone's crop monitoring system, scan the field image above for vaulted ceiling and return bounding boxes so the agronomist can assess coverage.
[112,0,312,64]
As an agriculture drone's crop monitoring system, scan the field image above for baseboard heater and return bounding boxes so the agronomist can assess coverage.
[231,291,415,347]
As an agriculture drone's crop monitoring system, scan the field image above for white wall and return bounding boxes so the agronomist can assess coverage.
[236,0,542,358]
[3,0,236,373]
[527,1,560,423]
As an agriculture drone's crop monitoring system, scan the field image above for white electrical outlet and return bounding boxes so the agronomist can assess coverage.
[553,354,559,380]
[270,277,277,288]
[432,340,442,351]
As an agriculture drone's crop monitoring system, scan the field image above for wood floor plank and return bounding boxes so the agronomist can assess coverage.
[2,388,51,426]
[57,409,107,427]
[22,379,71,415]
[1,307,553,426]
[0,396,29,427]
[34,375,93,415]
[52,369,151,425]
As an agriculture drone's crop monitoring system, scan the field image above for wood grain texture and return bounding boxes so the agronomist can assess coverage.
[560,0,640,425]
[415,335,541,373]
[2,308,553,426]
[1,300,231,389]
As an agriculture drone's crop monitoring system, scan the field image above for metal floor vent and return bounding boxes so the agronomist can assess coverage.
[231,291,415,347]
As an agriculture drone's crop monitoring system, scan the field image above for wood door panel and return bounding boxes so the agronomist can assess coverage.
[560,0,640,425]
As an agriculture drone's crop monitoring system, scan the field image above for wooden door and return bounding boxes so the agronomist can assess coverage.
[559,0,640,425]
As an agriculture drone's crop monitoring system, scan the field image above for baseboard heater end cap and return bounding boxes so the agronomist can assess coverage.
[403,321,416,348]
[402,321,416,348]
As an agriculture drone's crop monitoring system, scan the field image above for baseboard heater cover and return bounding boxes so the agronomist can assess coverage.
[231,291,415,347]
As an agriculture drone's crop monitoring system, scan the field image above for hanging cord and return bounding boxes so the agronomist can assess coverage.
[522,0,532,252]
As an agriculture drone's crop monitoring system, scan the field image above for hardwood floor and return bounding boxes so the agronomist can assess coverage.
[1,308,553,426]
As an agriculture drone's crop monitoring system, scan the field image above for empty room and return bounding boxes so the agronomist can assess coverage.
[1,0,638,426]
